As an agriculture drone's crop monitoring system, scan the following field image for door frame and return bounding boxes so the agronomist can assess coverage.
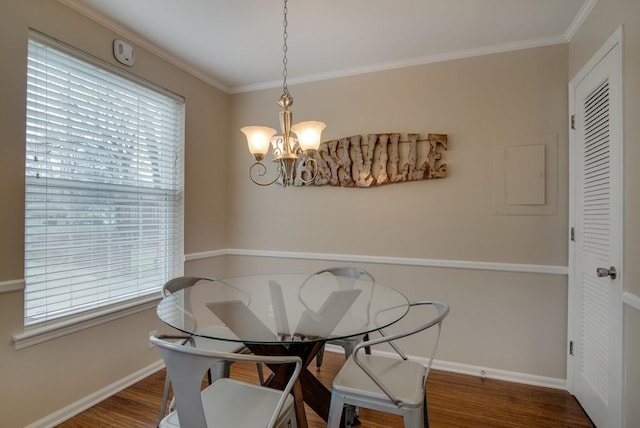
[567,26,624,427]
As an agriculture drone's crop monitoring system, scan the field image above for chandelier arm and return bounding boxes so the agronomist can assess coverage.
[249,161,281,186]
[298,156,318,185]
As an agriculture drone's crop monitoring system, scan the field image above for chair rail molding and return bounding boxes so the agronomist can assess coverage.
[0,279,25,294]
[186,248,568,276]
[624,291,640,312]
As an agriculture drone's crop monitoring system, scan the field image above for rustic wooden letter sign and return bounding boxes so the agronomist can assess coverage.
[294,133,447,187]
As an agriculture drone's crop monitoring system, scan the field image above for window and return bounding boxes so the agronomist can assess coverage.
[24,32,185,326]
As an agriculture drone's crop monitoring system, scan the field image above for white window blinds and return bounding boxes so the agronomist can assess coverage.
[24,34,185,326]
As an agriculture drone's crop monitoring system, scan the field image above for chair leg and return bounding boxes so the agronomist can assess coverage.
[327,393,346,428]
[344,404,357,427]
[238,345,265,384]
[257,362,265,385]
[158,374,171,425]
[363,333,371,355]
[209,360,230,382]
[342,342,355,360]
[316,343,326,369]
[423,392,430,427]
[402,407,425,428]
[340,341,362,418]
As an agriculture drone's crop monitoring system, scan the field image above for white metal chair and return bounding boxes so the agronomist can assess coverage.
[158,276,264,423]
[327,300,449,428]
[150,334,302,428]
[299,267,374,369]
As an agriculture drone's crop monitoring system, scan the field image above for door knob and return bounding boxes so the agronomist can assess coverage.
[596,266,617,279]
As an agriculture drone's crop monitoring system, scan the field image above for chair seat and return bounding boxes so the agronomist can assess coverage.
[332,355,427,409]
[329,319,368,348]
[326,335,364,347]
[159,378,296,428]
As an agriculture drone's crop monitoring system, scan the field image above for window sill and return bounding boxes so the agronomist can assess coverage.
[12,294,161,350]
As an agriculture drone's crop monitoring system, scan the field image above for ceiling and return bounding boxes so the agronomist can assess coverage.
[62,0,592,93]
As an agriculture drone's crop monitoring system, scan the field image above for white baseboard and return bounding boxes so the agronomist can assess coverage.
[26,360,165,428]
[431,358,567,390]
[324,344,566,390]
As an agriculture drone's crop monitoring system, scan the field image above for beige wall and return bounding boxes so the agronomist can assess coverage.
[228,45,570,378]
[568,0,639,426]
[0,1,229,426]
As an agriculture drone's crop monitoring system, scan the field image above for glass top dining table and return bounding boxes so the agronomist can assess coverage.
[156,272,409,345]
[156,272,410,427]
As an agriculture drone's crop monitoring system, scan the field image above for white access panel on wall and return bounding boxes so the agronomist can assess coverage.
[493,134,558,215]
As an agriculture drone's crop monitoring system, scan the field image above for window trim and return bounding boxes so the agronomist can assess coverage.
[12,293,163,350]
[28,29,184,103]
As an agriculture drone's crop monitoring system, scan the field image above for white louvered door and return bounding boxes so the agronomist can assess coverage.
[569,29,623,428]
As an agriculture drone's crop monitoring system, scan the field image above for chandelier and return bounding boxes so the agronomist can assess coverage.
[241,0,326,187]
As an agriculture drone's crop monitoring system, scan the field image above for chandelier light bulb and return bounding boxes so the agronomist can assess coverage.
[291,121,326,152]
[241,126,277,160]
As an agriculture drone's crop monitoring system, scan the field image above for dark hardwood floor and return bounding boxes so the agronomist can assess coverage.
[57,351,594,427]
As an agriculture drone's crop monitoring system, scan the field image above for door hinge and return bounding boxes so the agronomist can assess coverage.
[569,340,574,356]
[571,114,576,130]
[570,227,575,242]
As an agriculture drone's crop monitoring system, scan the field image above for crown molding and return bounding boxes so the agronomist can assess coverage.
[564,0,599,41]
[58,0,579,96]
[231,34,568,94]
[57,0,231,93]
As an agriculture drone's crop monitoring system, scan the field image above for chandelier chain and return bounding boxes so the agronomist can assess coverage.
[282,0,289,97]
[241,0,324,187]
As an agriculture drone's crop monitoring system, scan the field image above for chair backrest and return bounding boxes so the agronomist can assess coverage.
[295,267,374,339]
[162,276,253,334]
[161,277,214,333]
[316,266,375,287]
[353,300,449,405]
[162,276,213,297]
[298,266,375,313]
[150,334,302,428]
[320,266,375,326]
[293,289,362,338]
